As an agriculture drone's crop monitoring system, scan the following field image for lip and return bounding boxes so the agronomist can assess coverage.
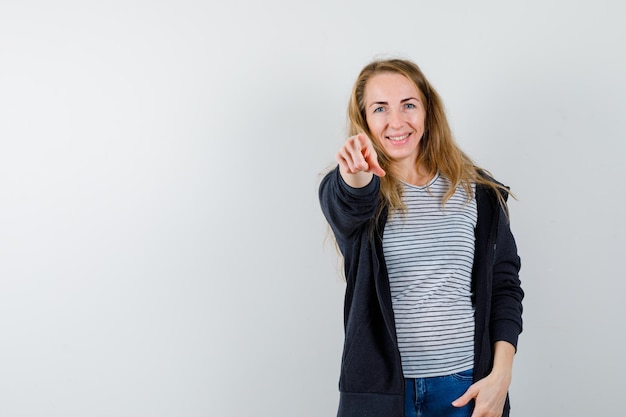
[385,132,411,144]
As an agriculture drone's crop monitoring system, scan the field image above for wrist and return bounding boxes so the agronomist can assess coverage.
[490,340,515,384]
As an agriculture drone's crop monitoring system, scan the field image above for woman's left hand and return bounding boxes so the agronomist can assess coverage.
[452,341,515,417]
[451,370,510,417]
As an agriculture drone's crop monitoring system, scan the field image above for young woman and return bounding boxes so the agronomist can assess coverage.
[319,59,524,417]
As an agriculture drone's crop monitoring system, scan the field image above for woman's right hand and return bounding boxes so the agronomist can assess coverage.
[336,133,385,188]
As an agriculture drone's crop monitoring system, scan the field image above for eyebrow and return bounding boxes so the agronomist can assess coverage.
[368,97,420,108]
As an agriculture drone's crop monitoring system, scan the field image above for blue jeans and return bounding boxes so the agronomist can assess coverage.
[404,369,474,417]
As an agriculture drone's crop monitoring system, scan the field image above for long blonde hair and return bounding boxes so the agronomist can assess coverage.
[348,58,511,220]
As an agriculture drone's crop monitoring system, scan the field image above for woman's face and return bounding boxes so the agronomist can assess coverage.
[364,72,426,166]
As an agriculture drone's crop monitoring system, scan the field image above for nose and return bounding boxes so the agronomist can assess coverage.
[388,108,404,128]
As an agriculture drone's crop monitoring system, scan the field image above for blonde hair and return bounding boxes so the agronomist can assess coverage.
[348,58,511,220]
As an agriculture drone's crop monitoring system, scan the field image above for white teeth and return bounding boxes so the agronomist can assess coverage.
[388,134,409,141]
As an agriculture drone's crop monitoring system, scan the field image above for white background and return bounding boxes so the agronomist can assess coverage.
[1,1,625,416]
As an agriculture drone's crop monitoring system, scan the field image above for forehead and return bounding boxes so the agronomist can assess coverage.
[364,72,422,102]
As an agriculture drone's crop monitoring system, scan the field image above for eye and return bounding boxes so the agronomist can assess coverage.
[404,103,416,109]
[373,106,385,113]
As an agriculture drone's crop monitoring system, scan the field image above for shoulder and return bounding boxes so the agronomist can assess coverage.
[475,168,510,203]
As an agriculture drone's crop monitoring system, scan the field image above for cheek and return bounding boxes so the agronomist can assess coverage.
[418,112,426,126]
[366,117,383,135]
[364,120,382,144]
[410,114,425,130]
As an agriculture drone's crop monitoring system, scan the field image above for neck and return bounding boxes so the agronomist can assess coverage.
[393,161,433,187]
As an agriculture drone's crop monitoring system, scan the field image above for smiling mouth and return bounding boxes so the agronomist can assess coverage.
[387,133,410,141]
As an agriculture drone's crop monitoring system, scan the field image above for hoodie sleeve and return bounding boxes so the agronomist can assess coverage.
[318,166,380,251]
[490,203,524,349]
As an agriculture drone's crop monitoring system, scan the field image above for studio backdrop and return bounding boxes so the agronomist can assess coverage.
[1,1,624,416]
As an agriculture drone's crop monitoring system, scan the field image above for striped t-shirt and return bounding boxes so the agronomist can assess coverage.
[382,173,477,378]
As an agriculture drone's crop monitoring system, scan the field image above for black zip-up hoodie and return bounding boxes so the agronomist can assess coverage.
[319,167,524,417]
